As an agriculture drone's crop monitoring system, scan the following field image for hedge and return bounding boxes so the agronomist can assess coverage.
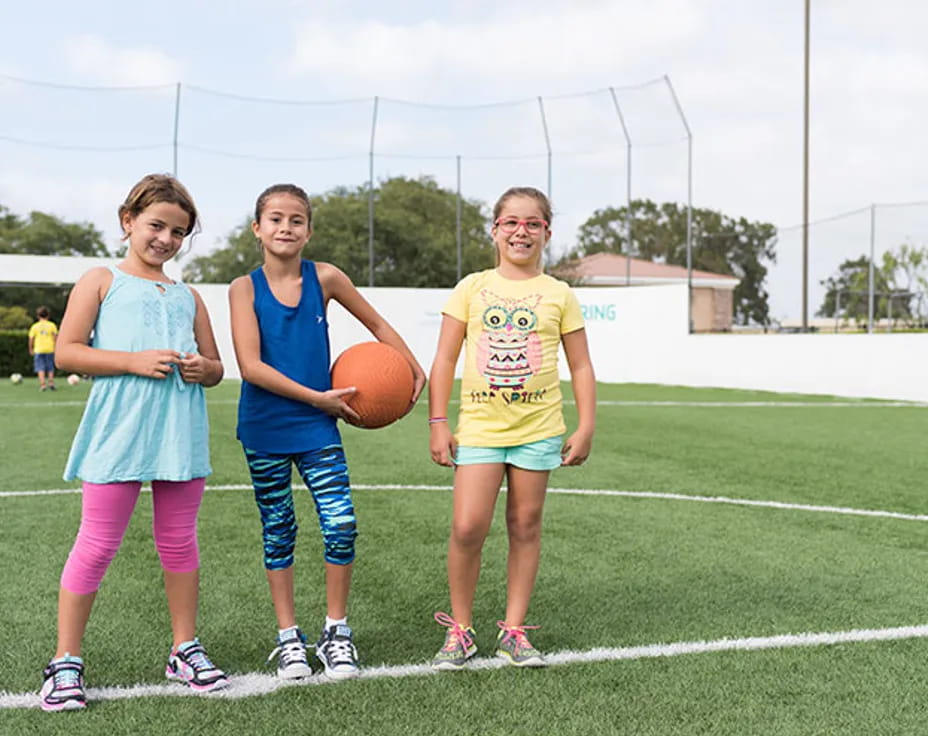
[0,331,32,376]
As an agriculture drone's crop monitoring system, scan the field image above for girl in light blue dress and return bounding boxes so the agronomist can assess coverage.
[40,174,227,712]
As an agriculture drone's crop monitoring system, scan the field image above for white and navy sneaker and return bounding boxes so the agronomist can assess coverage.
[165,638,228,692]
[267,627,313,679]
[40,654,86,712]
[314,624,359,680]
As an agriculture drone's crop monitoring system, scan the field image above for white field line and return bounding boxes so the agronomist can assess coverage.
[591,400,926,407]
[5,484,928,525]
[2,399,924,409]
[3,623,928,709]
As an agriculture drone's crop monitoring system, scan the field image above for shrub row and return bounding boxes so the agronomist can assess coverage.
[0,331,32,376]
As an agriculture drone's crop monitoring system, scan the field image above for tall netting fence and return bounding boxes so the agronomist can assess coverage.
[0,76,179,241]
[771,201,928,331]
[5,73,924,332]
[0,73,691,283]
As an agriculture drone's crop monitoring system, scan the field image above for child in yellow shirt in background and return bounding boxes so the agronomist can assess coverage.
[29,306,59,391]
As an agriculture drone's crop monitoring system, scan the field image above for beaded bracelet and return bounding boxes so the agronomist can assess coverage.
[428,416,448,424]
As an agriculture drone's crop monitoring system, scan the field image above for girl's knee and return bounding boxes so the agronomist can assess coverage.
[261,515,298,568]
[506,513,543,544]
[451,519,490,549]
[321,516,357,565]
[60,536,122,594]
[154,537,200,571]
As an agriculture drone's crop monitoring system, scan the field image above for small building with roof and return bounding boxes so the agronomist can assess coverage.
[552,252,740,332]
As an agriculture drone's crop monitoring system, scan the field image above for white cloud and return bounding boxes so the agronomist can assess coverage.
[288,0,702,98]
[63,36,183,86]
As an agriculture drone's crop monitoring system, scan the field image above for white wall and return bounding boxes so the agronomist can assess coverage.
[198,282,928,402]
[5,253,921,401]
[0,254,182,283]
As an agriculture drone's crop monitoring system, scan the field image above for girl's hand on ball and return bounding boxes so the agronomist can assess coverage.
[317,387,361,424]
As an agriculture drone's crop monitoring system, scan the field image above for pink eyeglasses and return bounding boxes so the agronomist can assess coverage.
[494,217,549,234]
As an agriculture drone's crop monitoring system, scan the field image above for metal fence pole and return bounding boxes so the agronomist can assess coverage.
[835,290,842,333]
[868,204,875,334]
[664,76,693,333]
[172,82,181,176]
[368,96,379,287]
[537,96,552,198]
[802,0,811,331]
[456,155,462,282]
[537,96,553,268]
[608,87,633,286]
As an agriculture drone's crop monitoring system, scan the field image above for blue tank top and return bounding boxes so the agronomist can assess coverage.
[236,260,341,454]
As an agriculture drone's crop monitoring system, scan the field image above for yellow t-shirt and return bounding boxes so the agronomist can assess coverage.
[29,320,58,354]
[443,269,585,447]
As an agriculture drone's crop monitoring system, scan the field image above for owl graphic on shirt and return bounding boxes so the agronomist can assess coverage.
[476,289,543,391]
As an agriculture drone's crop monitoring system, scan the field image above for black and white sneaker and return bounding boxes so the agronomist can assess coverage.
[314,624,359,680]
[40,655,86,711]
[164,638,228,692]
[267,627,313,680]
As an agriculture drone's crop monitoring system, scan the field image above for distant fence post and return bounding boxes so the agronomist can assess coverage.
[608,87,633,287]
[664,76,693,334]
[368,96,379,287]
[172,82,181,176]
[456,155,462,283]
[868,204,875,334]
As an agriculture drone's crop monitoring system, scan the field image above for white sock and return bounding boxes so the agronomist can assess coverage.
[279,625,300,638]
[326,616,347,630]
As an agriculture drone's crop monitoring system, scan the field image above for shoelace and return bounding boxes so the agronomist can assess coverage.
[267,640,308,666]
[51,663,81,691]
[180,644,216,673]
[496,620,540,651]
[320,636,356,665]
[434,611,474,652]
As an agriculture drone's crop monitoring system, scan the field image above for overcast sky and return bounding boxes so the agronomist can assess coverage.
[1,0,926,321]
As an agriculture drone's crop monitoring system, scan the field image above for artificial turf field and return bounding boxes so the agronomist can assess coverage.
[2,378,927,735]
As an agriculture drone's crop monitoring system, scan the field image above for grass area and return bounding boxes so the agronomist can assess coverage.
[1,377,927,735]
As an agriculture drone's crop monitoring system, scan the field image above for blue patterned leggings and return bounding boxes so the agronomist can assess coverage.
[243,445,357,569]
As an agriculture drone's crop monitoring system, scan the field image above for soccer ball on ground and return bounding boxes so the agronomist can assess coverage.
[10,373,23,385]
[67,374,81,386]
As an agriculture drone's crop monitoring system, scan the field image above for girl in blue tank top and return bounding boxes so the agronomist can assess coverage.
[229,184,425,681]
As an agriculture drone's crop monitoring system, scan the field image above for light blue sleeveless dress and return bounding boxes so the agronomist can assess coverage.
[63,266,212,483]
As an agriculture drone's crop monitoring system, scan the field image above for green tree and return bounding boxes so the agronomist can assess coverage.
[0,206,109,256]
[182,216,263,283]
[817,256,882,324]
[183,177,496,285]
[818,244,928,327]
[0,205,111,320]
[564,199,777,325]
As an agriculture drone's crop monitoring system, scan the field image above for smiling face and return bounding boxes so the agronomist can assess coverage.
[491,194,552,276]
[122,201,192,269]
[251,192,312,258]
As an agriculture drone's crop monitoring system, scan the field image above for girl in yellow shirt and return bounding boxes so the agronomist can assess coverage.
[428,186,596,669]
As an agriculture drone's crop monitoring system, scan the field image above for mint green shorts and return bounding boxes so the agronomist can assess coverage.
[455,435,564,471]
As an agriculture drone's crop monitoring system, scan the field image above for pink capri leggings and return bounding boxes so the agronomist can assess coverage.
[60,479,206,595]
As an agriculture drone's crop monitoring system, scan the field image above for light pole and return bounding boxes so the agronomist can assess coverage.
[801,0,811,330]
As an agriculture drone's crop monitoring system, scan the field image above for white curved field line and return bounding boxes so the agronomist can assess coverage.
[4,484,928,525]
